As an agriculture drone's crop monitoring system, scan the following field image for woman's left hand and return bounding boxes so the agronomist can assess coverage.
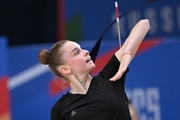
[110,53,131,81]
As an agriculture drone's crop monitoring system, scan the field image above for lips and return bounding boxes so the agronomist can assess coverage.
[86,57,91,63]
[86,59,90,63]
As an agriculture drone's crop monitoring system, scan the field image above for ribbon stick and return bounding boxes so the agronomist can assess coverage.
[115,2,121,48]
[90,0,160,63]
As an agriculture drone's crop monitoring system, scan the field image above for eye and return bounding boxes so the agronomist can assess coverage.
[75,49,80,55]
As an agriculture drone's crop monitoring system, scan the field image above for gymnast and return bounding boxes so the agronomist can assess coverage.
[38,19,150,120]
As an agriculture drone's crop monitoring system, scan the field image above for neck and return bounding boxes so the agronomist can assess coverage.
[69,74,92,94]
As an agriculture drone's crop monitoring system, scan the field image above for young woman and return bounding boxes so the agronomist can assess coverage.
[38,19,150,120]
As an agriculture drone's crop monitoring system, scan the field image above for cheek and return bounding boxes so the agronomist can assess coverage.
[67,58,85,68]
[74,59,85,67]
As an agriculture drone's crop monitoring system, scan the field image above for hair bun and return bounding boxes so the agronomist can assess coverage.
[38,49,49,65]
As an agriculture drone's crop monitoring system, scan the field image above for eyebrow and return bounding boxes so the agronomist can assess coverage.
[71,47,79,54]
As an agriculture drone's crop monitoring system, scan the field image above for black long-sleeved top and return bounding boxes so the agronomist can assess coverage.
[51,55,131,120]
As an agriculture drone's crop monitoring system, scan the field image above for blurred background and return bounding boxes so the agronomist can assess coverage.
[0,0,180,120]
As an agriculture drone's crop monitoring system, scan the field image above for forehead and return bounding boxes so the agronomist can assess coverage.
[62,41,80,54]
[64,41,80,49]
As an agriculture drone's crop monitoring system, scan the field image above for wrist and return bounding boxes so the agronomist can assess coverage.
[121,52,131,57]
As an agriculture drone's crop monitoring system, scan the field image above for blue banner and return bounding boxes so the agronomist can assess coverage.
[0,37,8,77]
[65,0,180,41]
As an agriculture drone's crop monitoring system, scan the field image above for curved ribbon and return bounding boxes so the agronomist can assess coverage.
[90,0,160,63]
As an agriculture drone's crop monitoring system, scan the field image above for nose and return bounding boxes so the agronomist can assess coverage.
[83,50,89,56]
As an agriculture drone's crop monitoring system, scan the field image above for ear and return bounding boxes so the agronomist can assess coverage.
[58,65,72,75]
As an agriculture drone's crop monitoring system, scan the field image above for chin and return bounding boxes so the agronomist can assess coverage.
[92,63,96,68]
[89,64,96,71]
[93,64,96,68]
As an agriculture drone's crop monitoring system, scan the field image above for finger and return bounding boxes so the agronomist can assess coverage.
[110,72,123,81]
[110,67,127,81]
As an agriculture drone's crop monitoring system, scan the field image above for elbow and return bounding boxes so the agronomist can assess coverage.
[140,19,150,31]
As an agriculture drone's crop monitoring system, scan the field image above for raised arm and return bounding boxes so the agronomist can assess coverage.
[110,19,150,81]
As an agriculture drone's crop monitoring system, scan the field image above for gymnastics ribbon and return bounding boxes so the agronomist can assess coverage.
[89,0,160,63]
